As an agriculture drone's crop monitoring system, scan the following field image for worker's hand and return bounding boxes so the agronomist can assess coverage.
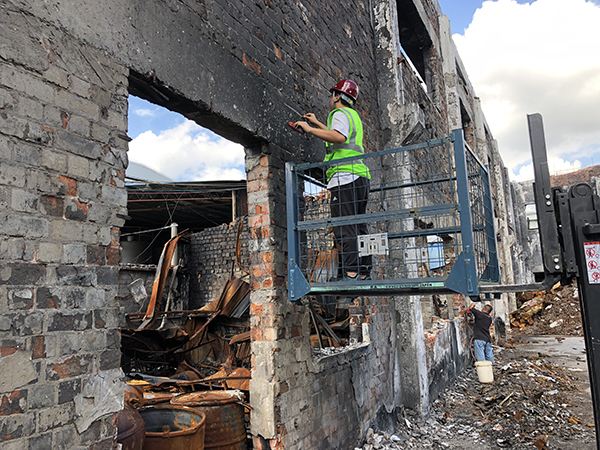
[294,121,312,134]
[469,303,477,310]
[302,113,327,130]
[303,113,318,125]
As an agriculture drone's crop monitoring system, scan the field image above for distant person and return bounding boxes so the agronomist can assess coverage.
[294,79,371,280]
[467,302,494,363]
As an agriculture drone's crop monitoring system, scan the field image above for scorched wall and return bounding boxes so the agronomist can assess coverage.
[0,0,517,449]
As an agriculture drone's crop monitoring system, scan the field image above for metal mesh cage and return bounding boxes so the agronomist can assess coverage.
[286,130,499,301]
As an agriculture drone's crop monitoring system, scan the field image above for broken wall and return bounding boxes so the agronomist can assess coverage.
[189,218,250,309]
[0,7,128,448]
[0,0,518,449]
[0,0,382,448]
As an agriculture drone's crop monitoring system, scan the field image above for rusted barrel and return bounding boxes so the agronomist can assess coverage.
[139,405,206,450]
[171,391,247,450]
[117,403,145,450]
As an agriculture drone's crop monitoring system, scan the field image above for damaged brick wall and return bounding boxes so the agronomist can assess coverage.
[1,0,517,449]
[0,8,128,448]
[189,218,250,309]
[2,0,384,447]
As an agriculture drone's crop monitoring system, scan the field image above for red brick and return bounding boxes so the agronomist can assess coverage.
[31,336,44,359]
[248,215,265,228]
[60,111,69,129]
[242,53,261,74]
[49,355,89,380]
[87,246,106,265]
[58,175,77,196]
[110,228,120,247]
[0,347,17,357]
[247,179,260,193]
[106,247,120,265]
[0,391,26,416]
[251,328,263,341]
[40,195,64,217]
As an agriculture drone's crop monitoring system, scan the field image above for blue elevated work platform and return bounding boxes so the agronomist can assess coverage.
[286,130,500,302]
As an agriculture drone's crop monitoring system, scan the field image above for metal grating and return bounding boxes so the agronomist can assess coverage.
[286,130,499,301]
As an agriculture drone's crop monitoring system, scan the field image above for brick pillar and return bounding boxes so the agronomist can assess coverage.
[246,145,308,449]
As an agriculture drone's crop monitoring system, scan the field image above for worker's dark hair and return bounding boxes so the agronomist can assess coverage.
[483,305,493,313]
[333,90,355,107]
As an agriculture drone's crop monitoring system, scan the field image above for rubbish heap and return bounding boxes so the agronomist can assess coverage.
[353,349,595,450]
[510,281,582,336]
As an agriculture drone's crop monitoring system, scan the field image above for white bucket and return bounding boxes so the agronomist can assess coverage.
[475,361,494,383]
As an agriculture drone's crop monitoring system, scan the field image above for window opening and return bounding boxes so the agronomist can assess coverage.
[121,81,253,409]
[124,95,246,265]
[526,203,538,230]
[397,0,432,94]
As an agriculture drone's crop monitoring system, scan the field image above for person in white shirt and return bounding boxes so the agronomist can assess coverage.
[295,80,372,280]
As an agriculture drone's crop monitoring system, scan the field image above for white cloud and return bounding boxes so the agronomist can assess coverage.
[128,120,245,181]
[134,108,158,117]
[511,157,582,182]
[453,0,600,180]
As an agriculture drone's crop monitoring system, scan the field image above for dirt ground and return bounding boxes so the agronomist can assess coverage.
[355,283,597,450]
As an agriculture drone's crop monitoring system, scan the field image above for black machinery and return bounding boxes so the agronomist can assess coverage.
[526,113,600,447]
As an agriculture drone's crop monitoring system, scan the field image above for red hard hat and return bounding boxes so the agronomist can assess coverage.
[330,79,359,102]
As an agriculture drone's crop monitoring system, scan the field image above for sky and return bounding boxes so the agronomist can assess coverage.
[127,97,245,182]
[127,0,600,183]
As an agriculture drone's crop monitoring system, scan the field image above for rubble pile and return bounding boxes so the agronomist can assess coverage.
[510,282,583,336]
[354,354,594,449]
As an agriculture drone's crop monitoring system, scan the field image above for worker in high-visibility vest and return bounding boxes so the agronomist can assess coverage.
[294,79,372,281]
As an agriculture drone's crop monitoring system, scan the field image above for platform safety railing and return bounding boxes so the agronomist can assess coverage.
[285,129,499,301]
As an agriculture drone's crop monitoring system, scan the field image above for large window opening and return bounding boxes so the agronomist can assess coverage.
[397,0,433,94]
[119,76,253,441]
[123,92,247,265]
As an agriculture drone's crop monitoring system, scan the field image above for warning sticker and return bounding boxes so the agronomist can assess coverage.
[584,241,600,284]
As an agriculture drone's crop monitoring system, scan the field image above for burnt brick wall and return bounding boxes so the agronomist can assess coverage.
[189,218,250,309]
[0,8,128,449]
[1,0,516,448]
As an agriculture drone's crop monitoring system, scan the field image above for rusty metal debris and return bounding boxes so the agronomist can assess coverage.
[122,223,252,449]
[137,230,188,331]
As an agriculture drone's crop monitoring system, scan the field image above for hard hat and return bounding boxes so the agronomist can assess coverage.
[330,79,359,103]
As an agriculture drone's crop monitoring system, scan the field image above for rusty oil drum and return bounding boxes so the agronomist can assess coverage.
[139,405,206,450]
[117,403,145,450]
[171,391,247,450]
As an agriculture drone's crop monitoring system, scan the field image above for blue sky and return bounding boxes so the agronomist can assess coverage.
[127,96,245,181]
[127,0,600,182]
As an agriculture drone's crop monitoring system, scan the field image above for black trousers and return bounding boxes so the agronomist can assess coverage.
[329,176,372,277]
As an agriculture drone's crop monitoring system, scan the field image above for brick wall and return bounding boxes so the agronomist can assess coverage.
[189,218,250,309]
[0,9,128,448]
[1,0,517,448]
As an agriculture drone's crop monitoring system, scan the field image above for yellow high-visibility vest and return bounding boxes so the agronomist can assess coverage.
[324,107,371,181]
